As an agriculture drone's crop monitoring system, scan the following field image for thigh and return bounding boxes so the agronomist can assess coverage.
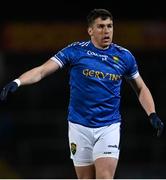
[68,121,94,166]
[68,122,95,178]
[93,122,121,161]
[95,157,118,179]
[75,164,95,179]
[93,122,121,178]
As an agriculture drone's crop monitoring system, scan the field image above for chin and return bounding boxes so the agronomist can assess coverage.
[102,42,111,48]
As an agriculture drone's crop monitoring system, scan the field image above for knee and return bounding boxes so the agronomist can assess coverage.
[96,169,115,179]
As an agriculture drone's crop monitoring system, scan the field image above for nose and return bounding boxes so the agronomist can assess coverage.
[104,26,110,33]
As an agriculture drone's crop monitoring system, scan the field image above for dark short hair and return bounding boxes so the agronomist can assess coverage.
[87,8,113,27]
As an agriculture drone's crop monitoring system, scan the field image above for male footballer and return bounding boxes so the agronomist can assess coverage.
[0,9,164,179]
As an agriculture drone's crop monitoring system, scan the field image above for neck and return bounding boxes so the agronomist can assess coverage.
[91,40,110,50]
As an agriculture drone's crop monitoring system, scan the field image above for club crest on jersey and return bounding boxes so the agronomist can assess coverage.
[112,56,119,63]
[70,142,77,155]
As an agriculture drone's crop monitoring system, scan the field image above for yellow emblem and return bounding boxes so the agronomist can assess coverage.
[113,56,119,63]
[71,142,77,155]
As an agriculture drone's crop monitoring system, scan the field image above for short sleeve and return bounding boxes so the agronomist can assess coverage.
[50,43,76,68]
[124,51,139,79]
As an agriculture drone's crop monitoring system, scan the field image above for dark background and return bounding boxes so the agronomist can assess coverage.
[0,0,166,178]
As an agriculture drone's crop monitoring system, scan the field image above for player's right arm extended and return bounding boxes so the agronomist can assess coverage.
[0,59,60,101]
[18,59,59,86]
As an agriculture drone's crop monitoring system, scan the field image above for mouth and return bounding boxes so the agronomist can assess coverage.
[102,36,111,42]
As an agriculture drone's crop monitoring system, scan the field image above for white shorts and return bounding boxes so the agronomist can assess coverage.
[68,121,121,166]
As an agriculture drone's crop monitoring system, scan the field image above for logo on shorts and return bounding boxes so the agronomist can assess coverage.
[104,152,112,154]
[108,145,118,148]
[70,142,77,155]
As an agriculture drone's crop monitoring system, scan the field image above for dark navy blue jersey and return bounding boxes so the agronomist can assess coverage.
[51,41,139,127]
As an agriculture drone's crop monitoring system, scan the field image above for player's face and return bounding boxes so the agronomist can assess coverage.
[88,17,113,49]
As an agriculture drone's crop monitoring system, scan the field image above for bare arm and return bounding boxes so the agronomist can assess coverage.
[0,59,60,101]
[18,59,60,86]
[128,75,155,116]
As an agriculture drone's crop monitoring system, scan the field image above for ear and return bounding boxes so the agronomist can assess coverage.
[88,27,93,36]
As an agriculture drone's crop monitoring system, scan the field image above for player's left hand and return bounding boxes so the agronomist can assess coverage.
[149,113,164,137]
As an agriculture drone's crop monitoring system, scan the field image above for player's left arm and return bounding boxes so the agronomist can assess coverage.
[128,75,164,136]
[129,75,155,115]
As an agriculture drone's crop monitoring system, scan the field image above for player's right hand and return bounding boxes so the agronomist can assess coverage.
[0,81,19,101]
